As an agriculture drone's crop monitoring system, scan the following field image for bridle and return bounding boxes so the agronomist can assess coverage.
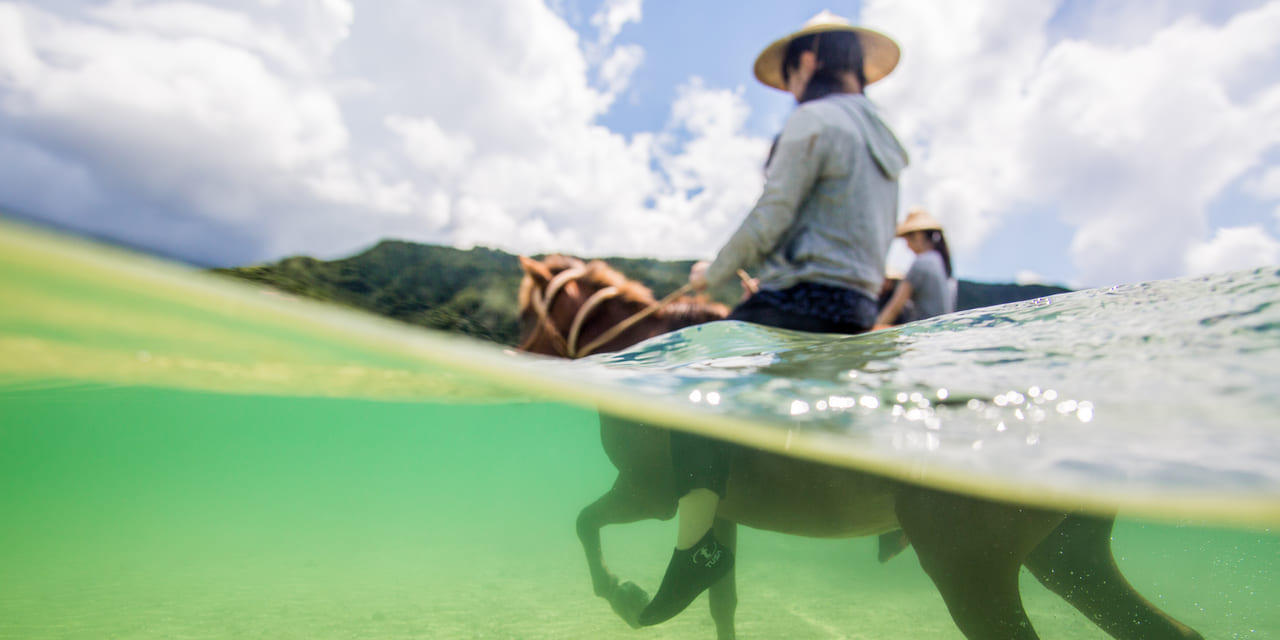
[519,265,694,359]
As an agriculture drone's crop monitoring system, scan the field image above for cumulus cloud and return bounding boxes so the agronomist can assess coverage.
[642,79,770,256]
[0,0,361,263]
[586,0,644,105]
[590,0,641,47]
[1186,225,1280,275]
[439,76,767,259]
[0,0,774,267]
[1,0,781,269]
[864,0,1280,286]
[597,43,644,99]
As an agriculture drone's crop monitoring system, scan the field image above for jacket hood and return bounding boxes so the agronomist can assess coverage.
[850,95,909,180]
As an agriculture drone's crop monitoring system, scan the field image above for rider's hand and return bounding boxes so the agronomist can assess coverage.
[689,260,710,291]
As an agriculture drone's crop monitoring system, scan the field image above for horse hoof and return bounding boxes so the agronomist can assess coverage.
[610,581,651,629]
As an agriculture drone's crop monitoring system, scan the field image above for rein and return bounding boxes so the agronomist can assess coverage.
[522,267,694,358]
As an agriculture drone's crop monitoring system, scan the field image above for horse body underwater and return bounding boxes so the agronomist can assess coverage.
[516,254,1202,640]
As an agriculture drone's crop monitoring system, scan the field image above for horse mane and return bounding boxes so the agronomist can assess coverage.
[520,254,728,332]
[582,260,656,305]
[663,298,730,329]
[581,259,729,330]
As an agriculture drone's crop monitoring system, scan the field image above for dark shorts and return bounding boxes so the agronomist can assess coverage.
[731,283,876,333]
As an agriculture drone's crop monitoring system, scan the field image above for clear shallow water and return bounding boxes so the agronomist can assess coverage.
[2,387,1276,639]
[1,220,1278,638]
[566,269,1280,522]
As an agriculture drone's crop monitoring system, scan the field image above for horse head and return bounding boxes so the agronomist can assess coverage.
[516,254,728,358]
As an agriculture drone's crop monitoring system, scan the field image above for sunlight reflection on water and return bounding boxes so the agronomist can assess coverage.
[561,267,1280,514]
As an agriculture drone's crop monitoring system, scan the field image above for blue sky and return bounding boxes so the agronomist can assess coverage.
[1,0,1278,288]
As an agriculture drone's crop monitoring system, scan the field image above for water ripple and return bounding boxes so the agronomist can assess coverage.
[554,267,1280,517]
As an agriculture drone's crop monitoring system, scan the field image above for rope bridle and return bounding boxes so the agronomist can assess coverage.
[519,266,694,359]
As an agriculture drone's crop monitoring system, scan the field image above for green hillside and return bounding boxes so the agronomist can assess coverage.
[213,241,1070,346]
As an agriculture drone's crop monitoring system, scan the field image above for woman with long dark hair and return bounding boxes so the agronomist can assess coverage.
[638,11,909,626]
[874,209,956,329]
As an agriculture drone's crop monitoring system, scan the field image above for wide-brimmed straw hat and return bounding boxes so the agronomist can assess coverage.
[753,10,901,92]
[896,209,944,236]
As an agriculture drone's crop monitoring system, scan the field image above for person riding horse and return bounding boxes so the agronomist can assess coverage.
[641,10,910,626]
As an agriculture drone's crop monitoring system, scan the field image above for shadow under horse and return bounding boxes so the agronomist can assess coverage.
[516,254,1203,640]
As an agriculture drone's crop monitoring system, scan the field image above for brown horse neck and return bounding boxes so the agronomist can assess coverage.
[572,296,725,355]
[657,299,730,332]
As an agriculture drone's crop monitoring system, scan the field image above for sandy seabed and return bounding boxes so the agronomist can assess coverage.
[3,522,1270,640]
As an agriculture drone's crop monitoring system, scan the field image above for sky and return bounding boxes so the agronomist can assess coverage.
[1,0,1278,288]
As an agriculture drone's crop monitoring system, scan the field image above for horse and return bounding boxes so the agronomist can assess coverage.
[515,254,1203,640]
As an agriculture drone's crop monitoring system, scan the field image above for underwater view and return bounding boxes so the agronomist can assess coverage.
[2,220,1278,639]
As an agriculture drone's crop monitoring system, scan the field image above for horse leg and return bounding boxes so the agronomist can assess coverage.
[1023,515,1204,640]
[877,529,911,563]
[577,477,675,628]
[707,517,738,640]
[895,485,1063,640]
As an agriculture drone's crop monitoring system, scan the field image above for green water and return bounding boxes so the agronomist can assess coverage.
[1,386,1276,639]
[566,271,1280,523]
[2,220,1279,638]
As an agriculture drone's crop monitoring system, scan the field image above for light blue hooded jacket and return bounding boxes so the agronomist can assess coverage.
[705,93,909,301]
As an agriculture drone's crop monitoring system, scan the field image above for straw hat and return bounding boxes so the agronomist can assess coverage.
[896,209,944,236]
[753,10,901,92]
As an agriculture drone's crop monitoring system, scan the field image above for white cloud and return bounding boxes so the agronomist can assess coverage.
[385,115,476,179]
[597,42,644,99]
[437,78,768,260]
[590,0,641,47]
[0,0,700,264]
[334,3,763,261]
[90,0,353,74]
[863,0,1280,286]
[342,0,662,261]
[0,2,354,233]
[4,0,772,266]
[1016,270,1049,286]
[584,0,643,104]
[641,79,771,256]
[1186,225,1280,274]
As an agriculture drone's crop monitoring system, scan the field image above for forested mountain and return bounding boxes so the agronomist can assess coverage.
[213,240,1070,346]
